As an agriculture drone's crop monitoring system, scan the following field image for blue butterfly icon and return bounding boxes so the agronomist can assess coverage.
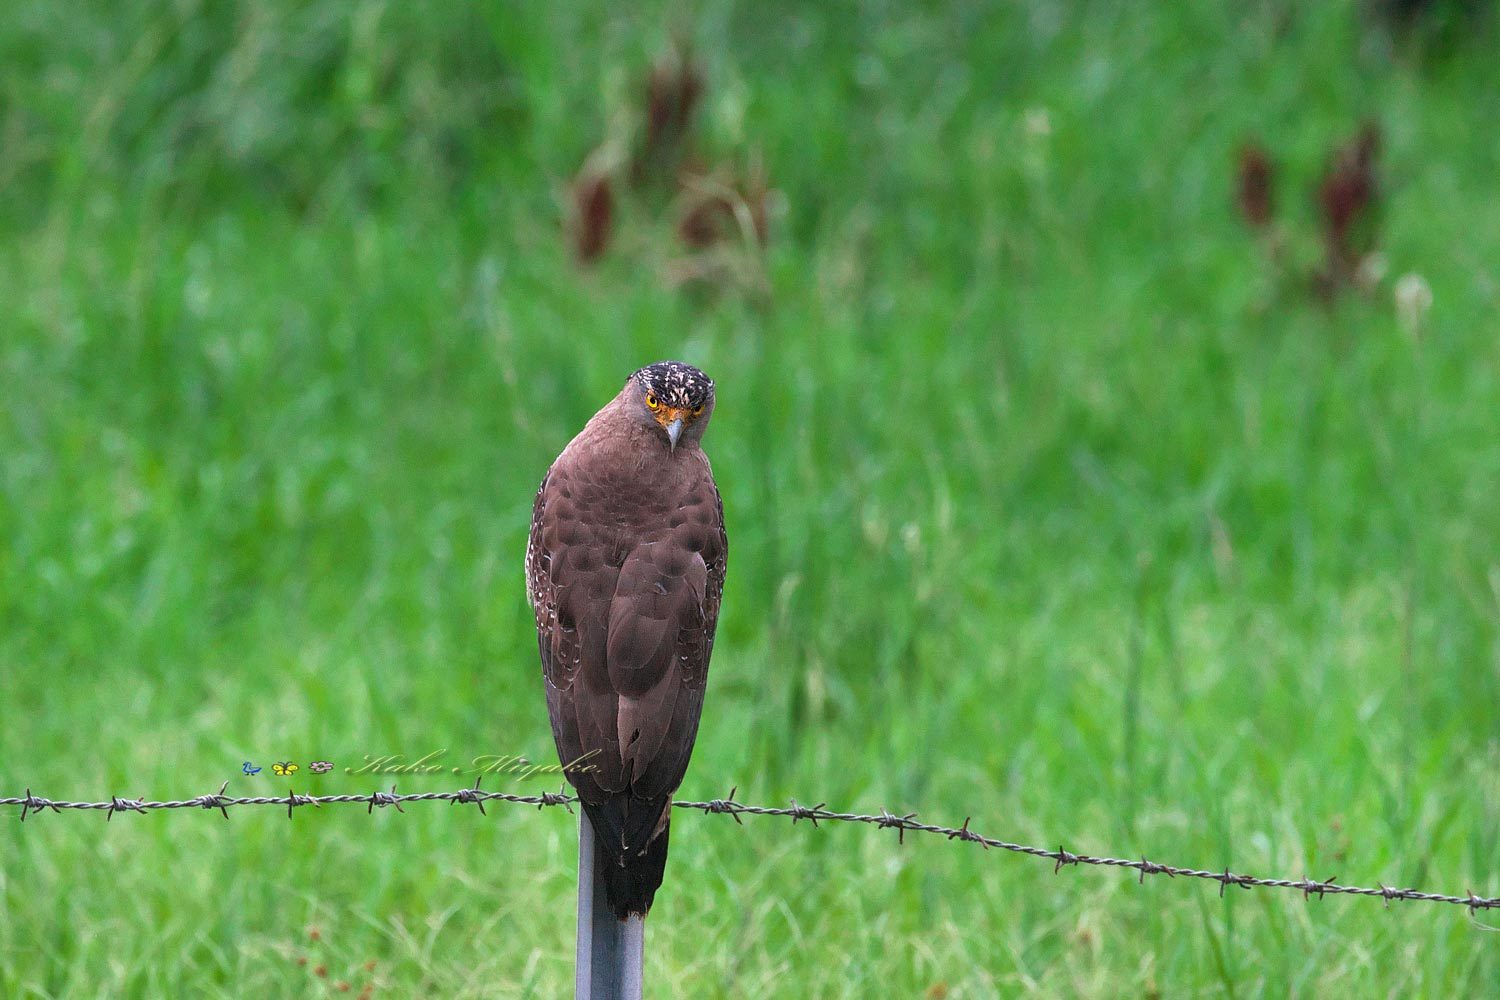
[242,761,262,776]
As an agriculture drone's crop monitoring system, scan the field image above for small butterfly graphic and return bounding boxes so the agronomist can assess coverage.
[272,762,299,777]
[308,761,334,774]
[242,762,262,776]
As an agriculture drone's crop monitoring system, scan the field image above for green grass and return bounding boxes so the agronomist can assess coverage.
[3,1,1499,996]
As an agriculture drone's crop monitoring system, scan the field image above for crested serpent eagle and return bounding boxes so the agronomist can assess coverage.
[525,361,727,919]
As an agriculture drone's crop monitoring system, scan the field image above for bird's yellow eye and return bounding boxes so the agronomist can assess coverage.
[692,404,704,416]
[645,394,660,410]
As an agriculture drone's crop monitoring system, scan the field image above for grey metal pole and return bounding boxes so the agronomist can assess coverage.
[576,812,644,1000]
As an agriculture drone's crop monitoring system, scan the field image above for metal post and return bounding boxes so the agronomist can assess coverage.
[576,812,644,1000]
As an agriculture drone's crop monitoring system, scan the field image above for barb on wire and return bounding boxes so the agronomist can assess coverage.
[3,785,1495,914]
[670,794,1498,914]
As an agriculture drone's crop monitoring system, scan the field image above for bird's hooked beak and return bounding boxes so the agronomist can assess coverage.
[651,405,692,452]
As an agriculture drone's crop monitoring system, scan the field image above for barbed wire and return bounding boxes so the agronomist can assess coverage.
[4,780,1496,914]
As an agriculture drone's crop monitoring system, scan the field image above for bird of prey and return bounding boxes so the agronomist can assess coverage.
[526,361,727,919]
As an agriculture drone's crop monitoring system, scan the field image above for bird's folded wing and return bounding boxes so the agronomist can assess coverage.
[606,542,709,787]
[530,465,727,807]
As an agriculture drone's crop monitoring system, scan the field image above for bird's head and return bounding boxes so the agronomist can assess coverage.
[625,361,716,452]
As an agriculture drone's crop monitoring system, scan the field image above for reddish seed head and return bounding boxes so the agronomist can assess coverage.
[1236,142,1274,227]
[1319,163,1371,242]
[1316,122,1381,283]
[633,42,705,185]
[644,66,680,151]
[570,168,614,264]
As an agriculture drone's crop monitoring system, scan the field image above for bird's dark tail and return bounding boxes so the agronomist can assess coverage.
[584,799,672,920]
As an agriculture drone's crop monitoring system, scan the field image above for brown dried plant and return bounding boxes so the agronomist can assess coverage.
[568,159,614,265]
[1236,142,1275,228]
[632,40,705,187]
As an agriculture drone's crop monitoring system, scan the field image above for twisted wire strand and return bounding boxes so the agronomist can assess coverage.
[4,783,1495,912]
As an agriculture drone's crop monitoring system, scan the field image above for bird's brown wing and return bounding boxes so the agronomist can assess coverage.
[600,470,726,853]
[529,457,726,847]
[621,473,726,803]
[528,465,620,799]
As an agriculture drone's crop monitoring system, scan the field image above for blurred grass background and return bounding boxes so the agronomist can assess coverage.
[2,1,1499,996]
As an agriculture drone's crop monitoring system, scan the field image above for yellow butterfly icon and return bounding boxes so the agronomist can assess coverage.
[272,762,299,776]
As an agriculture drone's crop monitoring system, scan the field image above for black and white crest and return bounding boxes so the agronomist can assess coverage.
[630,361,715,409]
